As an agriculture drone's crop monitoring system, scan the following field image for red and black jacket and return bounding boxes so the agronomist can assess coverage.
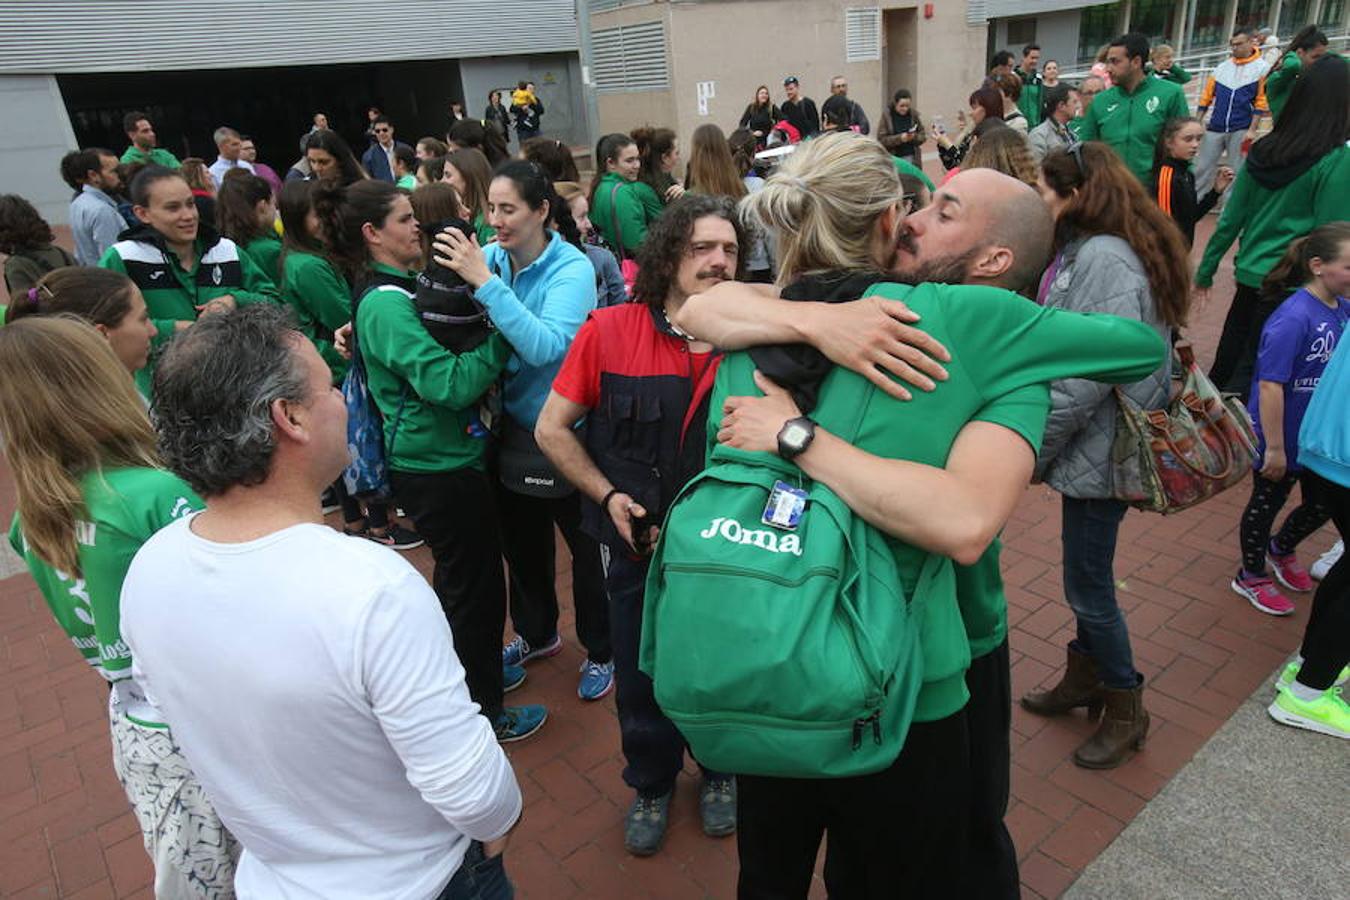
[557,303,721,549]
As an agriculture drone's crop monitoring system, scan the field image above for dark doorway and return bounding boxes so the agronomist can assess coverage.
[59,59,465,174]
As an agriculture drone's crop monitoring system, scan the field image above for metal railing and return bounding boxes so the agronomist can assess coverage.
[1059,29,1348,111]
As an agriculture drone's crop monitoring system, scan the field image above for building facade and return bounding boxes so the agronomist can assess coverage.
[982,0,1348,73]
[0,0,589,223]
[587,1,987,154]
[585,0,1345,162]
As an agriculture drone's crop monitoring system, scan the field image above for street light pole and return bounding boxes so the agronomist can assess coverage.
[575,0,603,153]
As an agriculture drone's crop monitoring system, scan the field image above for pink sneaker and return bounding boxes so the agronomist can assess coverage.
[1231,572,1296,616]
[1267,549,1315,593]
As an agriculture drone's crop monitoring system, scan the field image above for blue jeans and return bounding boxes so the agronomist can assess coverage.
[1061,496,1138,689]
[435,842,512,900]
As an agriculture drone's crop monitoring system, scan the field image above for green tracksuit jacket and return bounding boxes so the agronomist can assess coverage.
[590,172,664,257]
[355,263,512,474]
[1196,145,1350,290]
[99,222,280,393]
[1076,76,1190,183]
[709,281,1166,722]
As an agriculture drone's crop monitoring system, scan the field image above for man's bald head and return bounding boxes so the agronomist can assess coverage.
[890,168,1052,292]
[974,171,1054,292]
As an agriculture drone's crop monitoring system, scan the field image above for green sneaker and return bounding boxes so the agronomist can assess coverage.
[1268,687,1350,740]
[1277,661,1350,690]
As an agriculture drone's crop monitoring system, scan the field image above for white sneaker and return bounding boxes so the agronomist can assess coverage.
[1311,540,1343,581]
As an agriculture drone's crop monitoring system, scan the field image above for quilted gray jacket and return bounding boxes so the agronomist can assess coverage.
[1035,235,1171,498]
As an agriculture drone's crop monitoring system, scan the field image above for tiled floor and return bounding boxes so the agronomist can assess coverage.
[0,219,1334,899]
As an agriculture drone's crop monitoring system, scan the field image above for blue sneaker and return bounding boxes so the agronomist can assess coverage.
[503,663,526,694]
[502,633,563,667]
[494,705,547,743]
[577,659,615,701]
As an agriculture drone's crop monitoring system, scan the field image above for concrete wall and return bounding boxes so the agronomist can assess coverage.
[0,76,77,224]
[991,9,1083,71]
[589,0,987,173]
[592,3,677,146]
[903,0,989,140]
[461,53,589,149]
[668,1,883,138]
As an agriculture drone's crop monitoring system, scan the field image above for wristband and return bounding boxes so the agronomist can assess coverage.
[601,488,622,514]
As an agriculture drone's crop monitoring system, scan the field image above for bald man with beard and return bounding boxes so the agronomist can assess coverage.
[675,169,1084,898]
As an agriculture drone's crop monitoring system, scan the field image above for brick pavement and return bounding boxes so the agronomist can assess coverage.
[0,218,1336,899]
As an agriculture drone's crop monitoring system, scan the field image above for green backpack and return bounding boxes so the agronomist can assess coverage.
[639,362,939,778]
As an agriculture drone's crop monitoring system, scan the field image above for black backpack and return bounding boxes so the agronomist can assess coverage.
[414,217,492,353]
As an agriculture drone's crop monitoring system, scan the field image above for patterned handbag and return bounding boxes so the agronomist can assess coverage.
[1111,342,1258,514]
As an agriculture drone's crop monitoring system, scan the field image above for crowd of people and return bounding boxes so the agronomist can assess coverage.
[0,25,1345,900]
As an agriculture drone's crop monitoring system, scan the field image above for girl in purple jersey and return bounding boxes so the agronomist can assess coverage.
[1232,223,1350,616]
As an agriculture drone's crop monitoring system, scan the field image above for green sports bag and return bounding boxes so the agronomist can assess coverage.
[639,365,938,778]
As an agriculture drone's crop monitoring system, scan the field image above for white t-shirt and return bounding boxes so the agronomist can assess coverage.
[121,517,520,900]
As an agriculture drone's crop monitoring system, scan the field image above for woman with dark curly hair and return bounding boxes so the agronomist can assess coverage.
[447,118,509,166]
[1,194,76,298]
[520,136,580,184]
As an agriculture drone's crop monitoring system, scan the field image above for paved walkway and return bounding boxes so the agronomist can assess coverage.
[0,219,1339,899]
[1065,671,1349,900]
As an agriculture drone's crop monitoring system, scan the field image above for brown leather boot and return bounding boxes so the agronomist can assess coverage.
[1021,645,1105,718]
[1074,679,1150,769]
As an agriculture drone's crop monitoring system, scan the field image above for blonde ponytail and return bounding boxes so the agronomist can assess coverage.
[740,132,901,284]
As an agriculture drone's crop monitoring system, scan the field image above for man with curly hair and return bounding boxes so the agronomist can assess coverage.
[535,194,744,857]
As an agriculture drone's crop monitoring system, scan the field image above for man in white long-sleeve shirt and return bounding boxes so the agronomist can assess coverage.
[122,304,521,900]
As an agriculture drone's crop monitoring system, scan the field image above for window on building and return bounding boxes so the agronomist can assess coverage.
[1189,0,1229,49]
[1077,2,1122,65]
[1132,0,1178,45]
[1281,0,1316,31]
[1006,17,1036,46]
[845,7,882,62]
[593,21,669,93]
[1322,0,1346,30]
[1235,0,1270,34]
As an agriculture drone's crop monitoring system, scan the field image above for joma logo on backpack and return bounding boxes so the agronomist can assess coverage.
[698,517,802,556]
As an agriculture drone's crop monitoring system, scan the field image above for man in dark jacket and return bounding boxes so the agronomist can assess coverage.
[535,195,745,859]
[780,76,819,139]
[360,116,413,183]
[819,75,871,134]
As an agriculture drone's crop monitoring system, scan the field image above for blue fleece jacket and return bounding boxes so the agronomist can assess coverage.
[479,231,596,428]
[1298,334,1350,488]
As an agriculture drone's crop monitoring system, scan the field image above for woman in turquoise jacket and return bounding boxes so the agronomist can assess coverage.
[436,160,614,702]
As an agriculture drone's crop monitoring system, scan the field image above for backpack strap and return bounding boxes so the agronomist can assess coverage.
[607,181,628,261]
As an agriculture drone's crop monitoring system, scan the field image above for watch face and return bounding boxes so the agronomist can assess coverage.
[782,423,810,446]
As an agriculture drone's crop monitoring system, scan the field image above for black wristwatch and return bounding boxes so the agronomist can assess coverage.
[777,416,817,461]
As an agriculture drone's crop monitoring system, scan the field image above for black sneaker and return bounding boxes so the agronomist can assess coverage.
[624,791,672,856]
[359,524,425,551]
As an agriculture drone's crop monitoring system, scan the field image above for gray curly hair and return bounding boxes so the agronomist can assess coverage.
[152,304,311,497]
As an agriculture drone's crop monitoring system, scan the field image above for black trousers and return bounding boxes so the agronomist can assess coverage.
[332,477,389,529]
[1209,283,1279,399]
[604,549,713,796]
[961,640,1019,899]
[1298,471,1350,690]
[1239,471,1331,575]
[736,710,971,900]
[391,468,506,721]
[496,487,611,664]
